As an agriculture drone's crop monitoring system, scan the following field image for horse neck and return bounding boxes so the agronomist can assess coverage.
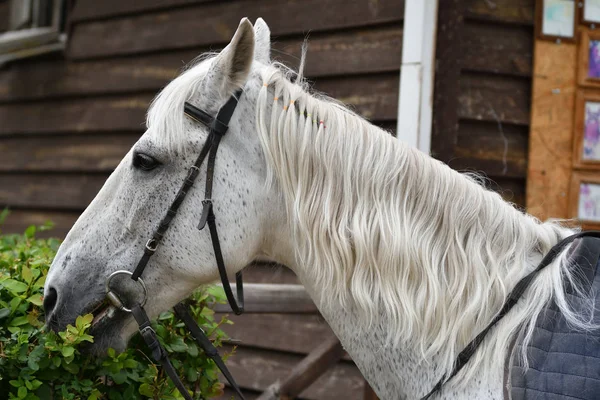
[256,76,571,397]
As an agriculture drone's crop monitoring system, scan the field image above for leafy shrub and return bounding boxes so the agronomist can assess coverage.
[0,214,233,400]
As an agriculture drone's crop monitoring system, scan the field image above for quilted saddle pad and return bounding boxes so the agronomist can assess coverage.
[510,236,600,400]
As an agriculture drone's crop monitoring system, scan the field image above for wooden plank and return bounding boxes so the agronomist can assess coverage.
[220,345,364,400]
[465,0,534,25]
[275,26,402,78]
[458,73,531,126]
[431,0,465,163]
[0,74,398,135]
[312,74,399,121]
[489,177,526,209]
[0,1,8,32]
[0,27,402,102]
[451,120,528,178]
[213,284,316,314]
[0,94,152,135]
[462,22,533,77]
[242,263,299,284]
[0,54,184,101]
[257,335,345,400]
[364,383,379,400]
[70,0,214,22]
[67,0,404,59]
[0,173,107,210]
[217,313,333,355]
[0,209,79,238]
[219,387,261,400]
[0,133,138,172]
[526,41,577,220]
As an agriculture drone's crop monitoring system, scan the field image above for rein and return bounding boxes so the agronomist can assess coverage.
[421,230,600,400]
[105,89,246,400]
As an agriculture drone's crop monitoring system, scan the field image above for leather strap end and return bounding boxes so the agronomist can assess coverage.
[198,200,213,231]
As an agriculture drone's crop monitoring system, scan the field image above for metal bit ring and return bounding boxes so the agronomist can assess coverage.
[105,270,148,313]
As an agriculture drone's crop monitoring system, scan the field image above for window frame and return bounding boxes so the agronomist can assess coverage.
[0,0,66,66]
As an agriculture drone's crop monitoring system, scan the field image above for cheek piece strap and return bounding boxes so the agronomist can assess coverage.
[106,89,245,400]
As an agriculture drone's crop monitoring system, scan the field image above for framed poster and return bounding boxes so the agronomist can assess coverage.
[582,0,600,25]
[573,90,600,168]
[569,172,600,229]
[578,30,600,87]
[536,0,576,42]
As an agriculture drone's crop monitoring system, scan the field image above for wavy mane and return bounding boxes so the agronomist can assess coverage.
[254,63,597,386]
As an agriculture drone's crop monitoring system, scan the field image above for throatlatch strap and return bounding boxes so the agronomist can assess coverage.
[421,230,600,400]
[203,206,244,314]
[132,305,194,400]
[195,96,244,314]
[173,303,246,400]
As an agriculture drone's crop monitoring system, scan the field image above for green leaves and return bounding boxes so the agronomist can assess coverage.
[0,222,232,400]
[61,346,75,358]
[76,314,93,331]
[2,279,28,294]
[26,294,43,306]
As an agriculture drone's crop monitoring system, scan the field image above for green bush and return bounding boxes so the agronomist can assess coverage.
[0,212,233,400]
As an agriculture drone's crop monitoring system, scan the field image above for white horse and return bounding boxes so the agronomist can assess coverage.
[44,18,597,399]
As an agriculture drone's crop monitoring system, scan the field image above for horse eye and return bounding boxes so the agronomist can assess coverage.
[132,152,161,171]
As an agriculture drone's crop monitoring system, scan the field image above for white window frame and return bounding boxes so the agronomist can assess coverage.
[0,0,66,66]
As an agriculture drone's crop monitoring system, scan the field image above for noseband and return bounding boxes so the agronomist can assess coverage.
[105,89,246,400]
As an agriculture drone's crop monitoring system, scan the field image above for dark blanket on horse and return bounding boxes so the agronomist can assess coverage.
[510,236,600,400]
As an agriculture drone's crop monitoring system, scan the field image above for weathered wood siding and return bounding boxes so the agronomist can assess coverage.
[0,0,404,240]
[433,0,534,208]
[0,1,403,398]
[0,0,536,397]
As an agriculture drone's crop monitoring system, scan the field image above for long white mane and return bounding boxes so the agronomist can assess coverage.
[253,63,598,385]
[145,54,598,388]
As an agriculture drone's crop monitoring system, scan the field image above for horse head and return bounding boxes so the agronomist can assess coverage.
[43,18,287,353]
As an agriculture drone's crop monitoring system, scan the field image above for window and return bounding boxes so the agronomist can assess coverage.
[0,0,67,66]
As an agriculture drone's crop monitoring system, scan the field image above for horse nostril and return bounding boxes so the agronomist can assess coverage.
[43,287,58,319]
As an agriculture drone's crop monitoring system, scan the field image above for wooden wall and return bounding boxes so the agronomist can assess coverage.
[0,0,537,398]
[0,0,403,238]
[432,0,535,208]
[0,1,403,398]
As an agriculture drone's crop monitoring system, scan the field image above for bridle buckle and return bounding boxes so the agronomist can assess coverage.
[145,238,158,253]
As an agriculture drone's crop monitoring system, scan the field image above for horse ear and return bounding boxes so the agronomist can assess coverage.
[211,18,255,95]
[253,18,271,64]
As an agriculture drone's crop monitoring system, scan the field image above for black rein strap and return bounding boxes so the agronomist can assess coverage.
[118,89,246,400]
[421,230,600,400]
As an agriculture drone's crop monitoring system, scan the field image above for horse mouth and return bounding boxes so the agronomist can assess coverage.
[82,298,128,354]
[92,304,116,327]
[87,299,116,328]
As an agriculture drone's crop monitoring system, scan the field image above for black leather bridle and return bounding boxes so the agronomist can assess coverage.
[105,89,246,400]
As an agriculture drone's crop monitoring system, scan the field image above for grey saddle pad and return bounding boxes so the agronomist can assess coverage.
[510,236,600,400]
